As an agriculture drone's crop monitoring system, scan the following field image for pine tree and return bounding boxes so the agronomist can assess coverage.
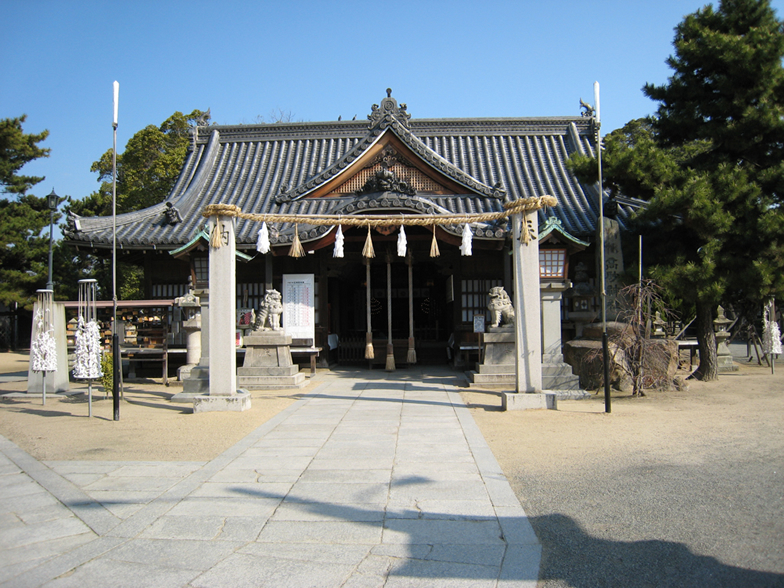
[569,0,784,380]
[0,116,53,307]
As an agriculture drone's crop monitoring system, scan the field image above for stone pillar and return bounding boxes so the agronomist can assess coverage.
[540,286,565,363]
[505,212,554,410]
[512,212,543,393]
[193,216,250,412]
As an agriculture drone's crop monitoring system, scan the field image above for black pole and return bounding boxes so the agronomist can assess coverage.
[603,332,611,413]
[46,208,54,290]
[112,334,120,421]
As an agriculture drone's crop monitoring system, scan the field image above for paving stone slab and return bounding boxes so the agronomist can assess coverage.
[190,552,355,588]
[269,502,386,523]
[256,520,384,544]
[381,519,504,546]
[286,482,390,504]
[38,557,201,588]
[238,541,373,565]
[103,538,241,571]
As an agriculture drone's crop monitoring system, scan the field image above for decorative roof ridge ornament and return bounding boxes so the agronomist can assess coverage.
[163,202,183,225]
[492,182,506,200]
[355,165,416,197]
[368,88,411,130]
[579,98,595,118]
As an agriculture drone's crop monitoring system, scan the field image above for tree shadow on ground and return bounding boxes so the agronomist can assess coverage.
[530,513,784,588]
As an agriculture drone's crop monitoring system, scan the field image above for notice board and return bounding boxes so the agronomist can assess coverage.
[283,274,315,341]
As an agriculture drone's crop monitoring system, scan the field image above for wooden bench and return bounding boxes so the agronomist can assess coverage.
[290,338,321,375]
[121,347,187,386]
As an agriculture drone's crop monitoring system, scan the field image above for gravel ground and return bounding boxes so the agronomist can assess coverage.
[462,364,784,588]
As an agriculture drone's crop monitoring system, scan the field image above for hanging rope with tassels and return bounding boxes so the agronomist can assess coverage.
[202,196,557,249]
[256,222,270,254]
[460,224,473,256]
[333,225,344,258]
[397,225,407,257]
[429,225,440,258]
[362,225,375,258]
[289,224,305,257]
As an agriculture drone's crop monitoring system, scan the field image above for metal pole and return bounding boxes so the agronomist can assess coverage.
[595,82,611,413]
[112,81,120,421]
[772,299,776,376]
[47,207,54,291]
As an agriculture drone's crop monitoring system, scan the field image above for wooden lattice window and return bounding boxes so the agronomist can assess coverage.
[539,249,568,279]
[461,279,503,323]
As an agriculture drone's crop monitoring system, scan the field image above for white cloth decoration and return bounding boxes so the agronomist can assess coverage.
[397,225,407,257]
[333,225,344,258]
[460,224,473,256]
[763,301,782,355]
[31,308,57,373]
[256,222,270,254]
[73,317,103,379]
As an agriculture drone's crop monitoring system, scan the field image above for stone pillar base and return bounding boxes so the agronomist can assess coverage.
[502,392,557,411]
[193,391,252,413]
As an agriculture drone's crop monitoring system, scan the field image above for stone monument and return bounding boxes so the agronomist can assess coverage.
[237,289,307,389]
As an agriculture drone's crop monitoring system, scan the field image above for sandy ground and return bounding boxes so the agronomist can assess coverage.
[462,364,784,586]
[0,352,314,461]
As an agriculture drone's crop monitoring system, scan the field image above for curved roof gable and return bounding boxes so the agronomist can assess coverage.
[65,89,616,251]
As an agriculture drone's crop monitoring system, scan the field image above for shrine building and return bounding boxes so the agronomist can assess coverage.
[64,90,638,370]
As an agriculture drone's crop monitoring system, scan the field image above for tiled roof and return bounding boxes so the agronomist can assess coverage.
[65,92,638,251]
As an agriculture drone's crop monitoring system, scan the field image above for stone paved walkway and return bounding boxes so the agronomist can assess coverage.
[0,369,541,587]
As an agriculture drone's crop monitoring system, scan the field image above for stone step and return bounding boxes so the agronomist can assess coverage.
[236,374,307,389]
[237,365,300,377]
[542,373,581,390]
[542,363,577,377]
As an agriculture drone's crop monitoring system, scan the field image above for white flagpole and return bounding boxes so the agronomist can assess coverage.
[112,81,120,421]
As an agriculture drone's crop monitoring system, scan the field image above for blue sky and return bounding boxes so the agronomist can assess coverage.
[4,0,783,207]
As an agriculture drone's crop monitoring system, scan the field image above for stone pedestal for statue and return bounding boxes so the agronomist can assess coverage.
[467,326,516,386]
[237,331,307,389]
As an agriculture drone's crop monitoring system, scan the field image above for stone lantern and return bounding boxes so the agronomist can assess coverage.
[713,305,737,371]
[174,287,201,380]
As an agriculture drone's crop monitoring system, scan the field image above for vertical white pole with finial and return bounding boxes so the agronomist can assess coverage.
[112,81,120,421]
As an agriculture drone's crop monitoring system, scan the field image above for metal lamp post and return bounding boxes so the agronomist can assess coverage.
[46,188,58,291]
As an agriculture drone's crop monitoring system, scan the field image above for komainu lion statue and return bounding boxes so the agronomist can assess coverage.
[487,286,515,328]
[253,289,283,331]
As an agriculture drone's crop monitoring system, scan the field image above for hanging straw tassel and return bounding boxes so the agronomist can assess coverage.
[397,225,407,257]
[362,225,375,258]
[429,225,440,257]
[460,223,473,256]
[256,222,270,254]
[333,225,344,258]
[289,224,305,257]
[210,221,223,249]
[365,332,374,360]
